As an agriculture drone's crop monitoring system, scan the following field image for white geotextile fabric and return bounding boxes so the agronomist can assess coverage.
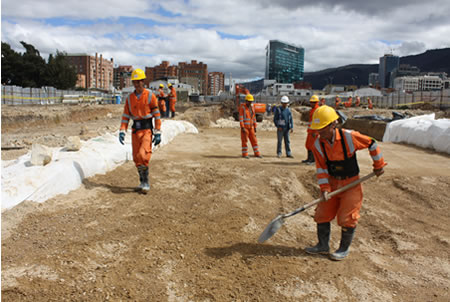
[1,120,198,210]
[382,114,450,154]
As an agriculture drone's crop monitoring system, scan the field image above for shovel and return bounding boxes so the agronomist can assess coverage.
[258,172,376,243]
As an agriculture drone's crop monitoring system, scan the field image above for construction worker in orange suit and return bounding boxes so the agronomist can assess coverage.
[302,95,320,164]
[119,68,162,193]
[167,83,177,118]
[354,96,361,107]
[305,105,386,260]
[239,94,262,159]
[367,97,373,109]
[334,96,341,109]
[157,83,167,118]
[344,96,353,108]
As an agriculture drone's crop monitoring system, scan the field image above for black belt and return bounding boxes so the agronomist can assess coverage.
[132,119,153,133]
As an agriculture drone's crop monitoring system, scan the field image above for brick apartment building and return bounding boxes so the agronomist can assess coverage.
[178,60,208,95]
[65,53,114,91]
[208,72,225,95]
[145,61,178,86]
[113,65,133,90]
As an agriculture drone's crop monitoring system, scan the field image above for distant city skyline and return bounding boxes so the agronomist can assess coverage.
[2,0,450,82]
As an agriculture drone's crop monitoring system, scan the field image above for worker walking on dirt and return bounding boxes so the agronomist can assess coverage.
[274,96,294,158]
[367,97,373,109]
[305,105,386,260]
[335,96,341,109]
[302,95,320,164]
[167,83,177,118]
[239,94,262,159]
[344,96,353,108]
[157,84,167,118]
[354,96,361,107]
[119,68,162,193]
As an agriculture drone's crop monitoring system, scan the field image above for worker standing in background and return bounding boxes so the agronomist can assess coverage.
[320,98,326,106]
[305,105,386,260]
[167,83,177,118]
[367,97,373,109]
[274,96,294,158]
[334,96,341,109]
[119,68,162,193]
[302,95,320,164]
[354,96,361,107]
[239,94,262,159]
[157,84,166,118]
[344,96,353,108]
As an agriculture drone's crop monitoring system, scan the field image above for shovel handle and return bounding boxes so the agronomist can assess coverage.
[283,172,376,219]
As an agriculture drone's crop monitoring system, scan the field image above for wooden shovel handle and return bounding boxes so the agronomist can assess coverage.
[283,172,376,218]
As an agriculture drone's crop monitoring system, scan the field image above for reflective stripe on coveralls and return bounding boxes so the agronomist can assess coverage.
[158,88,166,113]
[239,103,260,157]
[311,128,387,227]
[120,89,161,167]
[305,102,320,150]
[168,87,177,113]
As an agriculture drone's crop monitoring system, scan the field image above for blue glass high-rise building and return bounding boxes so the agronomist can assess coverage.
[265,40,304,84]
[378,54,400,88]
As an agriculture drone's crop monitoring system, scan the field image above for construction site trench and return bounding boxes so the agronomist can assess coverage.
[1,103,450,301]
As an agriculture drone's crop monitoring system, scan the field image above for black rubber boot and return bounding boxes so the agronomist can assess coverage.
[305,222,330,254]
[330,227,356,261]
[171,111,176,118]
[135,166,145,191]
[302,151,315,164]
[141,166,150,193]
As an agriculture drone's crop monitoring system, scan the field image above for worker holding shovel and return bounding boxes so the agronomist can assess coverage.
[305,105,386,260]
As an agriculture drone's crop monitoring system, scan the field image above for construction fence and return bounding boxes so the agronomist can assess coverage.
[1,85,117,105]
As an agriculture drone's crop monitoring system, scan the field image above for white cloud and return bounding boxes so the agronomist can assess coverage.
[2,0,450,80]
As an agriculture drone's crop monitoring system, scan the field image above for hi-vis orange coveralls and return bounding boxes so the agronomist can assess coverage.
[305,102,320,150]
[157,88,166,114]
[168,86,177,114]
[335,97,341,109]
[120,89,161,167]
[239,103,261,157]
[312,129,386,228]
[344,97,353,108]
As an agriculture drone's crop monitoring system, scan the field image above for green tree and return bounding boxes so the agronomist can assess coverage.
[19,41,47,87]
[1,42,23,85]
[45,51,77,90]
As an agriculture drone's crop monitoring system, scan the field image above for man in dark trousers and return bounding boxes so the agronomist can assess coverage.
[273,96,294,158]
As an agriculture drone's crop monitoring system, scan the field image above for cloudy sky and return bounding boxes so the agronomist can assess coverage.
[2,0,450,81]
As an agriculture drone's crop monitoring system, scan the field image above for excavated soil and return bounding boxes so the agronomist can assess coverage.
[1,103,450,301]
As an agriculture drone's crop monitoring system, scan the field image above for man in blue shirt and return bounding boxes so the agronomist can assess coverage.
[274,96,294,158]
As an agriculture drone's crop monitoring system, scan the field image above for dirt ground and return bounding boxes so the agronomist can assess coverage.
[1,102,450,301]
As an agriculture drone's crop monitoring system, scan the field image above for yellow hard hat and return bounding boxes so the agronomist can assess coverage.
[310,105,339,130]
[131,68,146,81]
[168,83,172,87]
[310,95,319,103]
[245,94,254,102]
[159,84,164,88]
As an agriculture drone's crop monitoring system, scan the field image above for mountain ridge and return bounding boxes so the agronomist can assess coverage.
[303,48,450,89]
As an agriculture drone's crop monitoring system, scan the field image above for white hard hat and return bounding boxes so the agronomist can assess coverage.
[281,96,290,103]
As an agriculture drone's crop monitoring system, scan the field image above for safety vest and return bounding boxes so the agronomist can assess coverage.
[239,103,257,129]
[120,89,161,132]
[321,128,359,179]
[313,128,386,191]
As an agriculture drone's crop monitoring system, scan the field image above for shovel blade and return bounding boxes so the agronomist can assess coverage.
[257,215,285,243]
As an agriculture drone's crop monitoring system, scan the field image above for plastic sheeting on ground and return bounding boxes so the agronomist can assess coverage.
[382,114,450,154]
[1,120,198,210]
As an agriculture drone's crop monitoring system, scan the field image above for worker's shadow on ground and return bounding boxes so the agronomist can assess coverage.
[82,179,138,194]
[204,242,311,261]
[202,155,246,159]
